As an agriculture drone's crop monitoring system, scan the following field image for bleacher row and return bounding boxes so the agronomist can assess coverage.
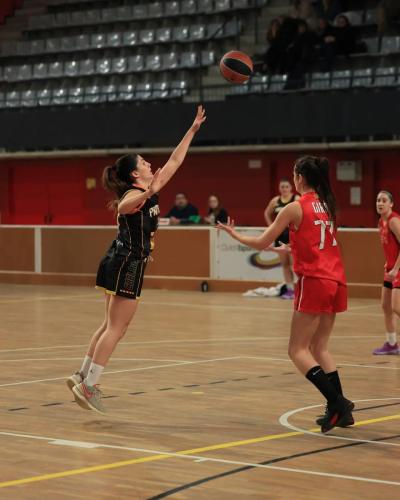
[0,20,238,58]
[28,0,263,30]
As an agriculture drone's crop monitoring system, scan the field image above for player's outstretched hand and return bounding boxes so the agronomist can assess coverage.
[268,242,291,254]
[148,168,162,195]
[216,216,235,236]
[190,105,206,133]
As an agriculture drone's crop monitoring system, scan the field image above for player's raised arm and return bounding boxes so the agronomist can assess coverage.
[216,202,302,250]
[150,105,206,194]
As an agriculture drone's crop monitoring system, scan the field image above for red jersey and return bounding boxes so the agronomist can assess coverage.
[379,211,400,270]
[289,192,346,285]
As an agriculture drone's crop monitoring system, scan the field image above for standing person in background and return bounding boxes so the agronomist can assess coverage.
[373,190,400,355]
[165,193,200,225]
[264,179,299,299]
[203,194,229,225]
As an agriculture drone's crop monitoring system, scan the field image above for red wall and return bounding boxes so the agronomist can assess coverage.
[0,0,22,24]
[0,149,399,227]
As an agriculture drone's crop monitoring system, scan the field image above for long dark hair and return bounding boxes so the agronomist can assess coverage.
[294,156,337,221]
[102,154,138,210]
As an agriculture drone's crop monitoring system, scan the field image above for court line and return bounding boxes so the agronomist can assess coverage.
[0,335,385,354]
[0,357,189,363]
[279,398,400,447]
[0,356,242,388]
[1,412,400,489]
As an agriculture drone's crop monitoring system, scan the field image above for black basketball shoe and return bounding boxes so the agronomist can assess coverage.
[319,396,355,433]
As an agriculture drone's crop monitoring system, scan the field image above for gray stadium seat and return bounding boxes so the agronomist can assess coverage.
[198,0,213,13]
[80,59,96,76]
[225,19,241,37]
[65,60,79,77]
[76,34,90,50]
[374,67,397,87]
[46,38,62,53]
[233,0,249,7]
[310,72,330,90]
[352,68,373,87]
[365,9,377,25]
[112,57,127,74]
[19,64,33,81]
[331,70,351,88]
[118,82,135,101]
[269,74,287,91]
[38,88,51,106]
[52,87,68,105]
[6,90,21,108]
[101,7,118,23]
[128,55,145,72]
[153,81,170,99]
[207,23,224,39]
[86,10,102,24]
[55,12,70,27]
[30,40,45,55]
[381,36,400,54]
[146,54,162,71]
[363,37,379,55]
[1,41,15,56]
[96,58,112,75]
[92,34,107,49]
[0,91,5,108]
[33,63,48,79]
[85,85,103,103]
[163,52,179,69]
[190,25,206,41]
[139,29,155,45]
[68,84,84,104]
[21,90,37,107]
[251,74,268,93]
[170,80,188,97]
[16,41,29,56]
[107,32,121,48]
[180,51,198,68]
[70,11,85,25]
[49,61,63,78]
[61,36,76,52]
[201,50,216,66]
[148,2,163,18]
[4,66,18,82]
[156,28,172,43]
[102,83,118,102]
[165,2,180,16]
[123,31,137,47]
[215,0,231,12]
[173,26,189,42]
[181,0,197,14]
[133,5,148,19]
[116,6,132,21]
[136,82,153,100]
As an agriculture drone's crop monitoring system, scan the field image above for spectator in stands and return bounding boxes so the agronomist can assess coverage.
[313,0,343,22]
[377,0,400,35]
[262,18,283,73]
[285,20,317,88]
[165,192,199,225]
[203,195,229,225]
[291,0,318,30]
[317,15,355,70]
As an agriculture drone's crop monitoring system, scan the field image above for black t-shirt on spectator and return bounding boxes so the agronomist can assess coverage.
[165,204,199,221]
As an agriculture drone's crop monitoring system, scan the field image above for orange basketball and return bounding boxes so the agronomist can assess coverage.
[219,50,253,84]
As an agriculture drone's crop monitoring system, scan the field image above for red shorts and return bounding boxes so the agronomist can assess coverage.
[294,276,347,314]
[384,271,400,289]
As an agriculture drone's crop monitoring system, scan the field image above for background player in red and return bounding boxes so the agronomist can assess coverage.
[373,190,400,355]
[217,156,354,433]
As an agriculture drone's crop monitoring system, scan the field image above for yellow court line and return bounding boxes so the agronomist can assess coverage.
[1,413,399,489]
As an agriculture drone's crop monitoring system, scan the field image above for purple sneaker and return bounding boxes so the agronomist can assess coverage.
[373,342,399,355]
[281,289,294,300]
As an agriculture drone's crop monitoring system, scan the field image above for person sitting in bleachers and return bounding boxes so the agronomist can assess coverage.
[317,14,356,71]
[165,192,200,225]
[203,194,229,225]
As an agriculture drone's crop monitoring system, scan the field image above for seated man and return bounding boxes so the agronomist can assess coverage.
[165,193,200,225]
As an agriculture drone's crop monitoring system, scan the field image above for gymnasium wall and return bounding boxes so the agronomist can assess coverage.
[0,147,399,227]
[0,0,21,24]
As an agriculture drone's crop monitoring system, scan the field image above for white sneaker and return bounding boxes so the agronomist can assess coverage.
[66,371,84,392]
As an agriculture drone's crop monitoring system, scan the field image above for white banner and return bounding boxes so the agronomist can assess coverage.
[214,228,284,281]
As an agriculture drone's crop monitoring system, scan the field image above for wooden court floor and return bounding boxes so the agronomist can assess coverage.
[0,284,399,499]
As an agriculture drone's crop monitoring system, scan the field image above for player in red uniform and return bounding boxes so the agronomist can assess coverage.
[217,156,354,433]
[373,191,400,355]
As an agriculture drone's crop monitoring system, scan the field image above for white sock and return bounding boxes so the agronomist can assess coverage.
[386,332,397,346]
[286,283,294,291]
[80,355,92,377]
[85,362,104,387]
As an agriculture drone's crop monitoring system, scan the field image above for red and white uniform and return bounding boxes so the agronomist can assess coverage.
[290,192,347,314]
[379,211,400,287]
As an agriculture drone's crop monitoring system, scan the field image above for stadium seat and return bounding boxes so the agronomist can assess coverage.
[363,37,379,55]
[30,40,45,55]
[46,38,62,53]
[33,62,48,79]
[215,0,231,12]
[201,50,216,66]
[102,7,118,23]
[180,51,198,68]
[381,36,400,55]
[76,34,90,50]
[153,81,170,99]
[251,74,268,93]
[374,67,397,87]
[19,64,33,81]
[173,26,189,42]
[331,70,351,89]
[92,34,107,49]
[207,23,224,39]
[21,89,37,107]
[189,24,206,41]
[136,82,153,100]
[365,9,377,25]
[116,6,132,21]
[133,4,148,19]
[146,54,162,71]
[112,57,127,74]
[269,74,287,91]
[107,32,121,48]
[165,1,180,16]
[139,29,155,45]
[65,60,79,77]
[52,87,68,105]
[352,68,373,87]
[102,82,118,102]
[163,52,179,70]
[68,84,85,104]
[198,0,213,13]
[81,58,96,76]
[6,90,21,108]
[85,84,102,103]
[118,82,135,101]
[148,2,163,18]
[310,72,331,90]
[170,80,188,97]
[233,0,250,7]
[128,55,145,72]
[49,61,63,78]
[38,88,51,106]
[156,28,172,43]
[96,58,112,75]
[181,0,197,14]
[123,31,137,47]
[61,36,76,52]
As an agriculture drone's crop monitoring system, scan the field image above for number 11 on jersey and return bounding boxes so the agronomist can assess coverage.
[314,220,338,250]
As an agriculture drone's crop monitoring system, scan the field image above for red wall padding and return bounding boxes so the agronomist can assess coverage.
[0,0,22,24]
[0,149,398,227]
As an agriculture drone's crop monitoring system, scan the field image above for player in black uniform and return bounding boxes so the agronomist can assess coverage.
[68,105,206,413]
[264,179,298,299]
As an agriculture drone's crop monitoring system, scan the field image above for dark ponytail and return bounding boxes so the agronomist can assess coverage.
[294,156,337,222]
[102,154,138,210]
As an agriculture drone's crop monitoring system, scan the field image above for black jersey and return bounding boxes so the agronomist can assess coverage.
[116,185,160,260]
[273,194,296,216]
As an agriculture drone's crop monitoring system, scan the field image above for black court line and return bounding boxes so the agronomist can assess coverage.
[41,402,63,407]
[8,407,28,412]
[158,388,175,391]
[147,433,400,499]
[208,381,226,385]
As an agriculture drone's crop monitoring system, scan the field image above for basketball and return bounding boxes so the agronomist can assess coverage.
[219,50,253,84]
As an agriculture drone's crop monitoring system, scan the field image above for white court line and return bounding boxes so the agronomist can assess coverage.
[0,430,399,487]
[244,356,400,371]
[0,357,189,363]
[0,335,385,354]
[0,356,241,388]
[279,398,400,447]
